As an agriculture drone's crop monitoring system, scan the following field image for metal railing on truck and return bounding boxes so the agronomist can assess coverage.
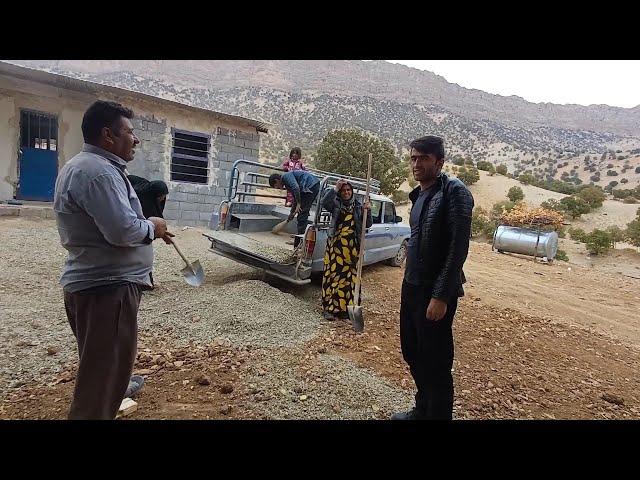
[216,158,381,229]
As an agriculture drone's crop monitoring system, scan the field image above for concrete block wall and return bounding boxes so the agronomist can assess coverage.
[128,121,262,228]
[127,116,169,181]
[214,127,261,210]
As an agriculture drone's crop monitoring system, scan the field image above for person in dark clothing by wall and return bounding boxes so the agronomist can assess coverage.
[126,175,169,289]
[127,175,169,219]
[391,135,474,421]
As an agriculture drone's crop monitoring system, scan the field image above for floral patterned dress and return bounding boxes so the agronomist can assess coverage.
[322,205,360,318]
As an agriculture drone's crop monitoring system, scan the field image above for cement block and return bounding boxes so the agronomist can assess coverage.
[164,210,179,222]
[220,144,250,156]
[172,192,189,202]
[186,193,201,204]
[236,131,255,140]
[164,199,180,210]
[180,210,200,220]
[148,122,166,134]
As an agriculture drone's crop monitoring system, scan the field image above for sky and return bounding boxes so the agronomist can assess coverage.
[385,60,640,109]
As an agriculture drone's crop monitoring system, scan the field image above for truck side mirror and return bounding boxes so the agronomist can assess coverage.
[395,216,402,223]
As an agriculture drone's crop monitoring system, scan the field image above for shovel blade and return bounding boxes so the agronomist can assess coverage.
[347,305,364,332]
[181,259,205,287]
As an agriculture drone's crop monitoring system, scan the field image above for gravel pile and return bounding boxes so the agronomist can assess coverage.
[206,230,297,264]
[139,279,321,348]
[244,351,413,420]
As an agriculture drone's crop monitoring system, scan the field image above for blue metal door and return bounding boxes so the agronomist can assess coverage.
[17,109,58,201]
[18,148,58,201]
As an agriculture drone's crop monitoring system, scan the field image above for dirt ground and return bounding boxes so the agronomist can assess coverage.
[1,217,640,420]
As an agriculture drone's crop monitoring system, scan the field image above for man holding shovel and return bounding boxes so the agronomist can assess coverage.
[391,136,474,421]
[268,170,320,247]
[54,100,173,419]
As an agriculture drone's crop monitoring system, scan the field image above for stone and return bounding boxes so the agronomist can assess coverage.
[117,398,138,417]
[601,393,624,405]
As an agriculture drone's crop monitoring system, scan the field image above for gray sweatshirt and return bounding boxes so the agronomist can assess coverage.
[54,144,155,292]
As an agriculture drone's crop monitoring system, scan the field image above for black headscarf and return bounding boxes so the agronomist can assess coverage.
[128,175,169,219]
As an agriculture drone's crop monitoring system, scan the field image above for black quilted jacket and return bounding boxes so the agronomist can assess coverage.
[408,173,474,301]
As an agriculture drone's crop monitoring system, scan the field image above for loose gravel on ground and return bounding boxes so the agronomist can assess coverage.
[244,350,413,420]
[140,279,321,348]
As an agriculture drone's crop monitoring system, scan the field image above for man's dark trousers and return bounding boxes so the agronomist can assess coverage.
[296,182,320,236]
[64,282,141,420]
[400,280,458,420]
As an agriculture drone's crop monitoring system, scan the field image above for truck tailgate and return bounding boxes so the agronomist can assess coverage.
[203,230,311,284]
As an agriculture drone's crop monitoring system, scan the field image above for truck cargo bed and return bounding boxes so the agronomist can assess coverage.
[203,230,312,284]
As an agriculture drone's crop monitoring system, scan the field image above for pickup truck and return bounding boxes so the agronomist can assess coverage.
[203,160,410,285]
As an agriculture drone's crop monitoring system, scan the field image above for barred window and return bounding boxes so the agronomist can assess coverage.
[170,129,210,184]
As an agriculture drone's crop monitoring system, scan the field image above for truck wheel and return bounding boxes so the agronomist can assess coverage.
[387,240,408,267]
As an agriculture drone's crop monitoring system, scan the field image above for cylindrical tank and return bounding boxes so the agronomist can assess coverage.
[492,225,559,260]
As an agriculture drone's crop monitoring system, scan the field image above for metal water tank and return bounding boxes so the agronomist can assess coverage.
[492,225,559,260]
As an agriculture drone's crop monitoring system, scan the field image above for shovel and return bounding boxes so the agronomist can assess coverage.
[167,237,205,287]
[348,153,372,333]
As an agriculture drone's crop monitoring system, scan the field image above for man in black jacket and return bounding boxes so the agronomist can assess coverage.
[391,135,474,420]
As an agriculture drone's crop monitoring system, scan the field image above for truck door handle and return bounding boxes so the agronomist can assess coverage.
[385,227,390,231]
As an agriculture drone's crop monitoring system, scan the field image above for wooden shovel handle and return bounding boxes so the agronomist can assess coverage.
[166,236,191,267]
[354,154,372,305]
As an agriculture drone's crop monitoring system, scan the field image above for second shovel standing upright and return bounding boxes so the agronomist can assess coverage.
[347,153,372,332]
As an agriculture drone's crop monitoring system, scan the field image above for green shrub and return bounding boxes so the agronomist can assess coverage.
[606,225,625,247]
[477,160,494,172]
[491,201,516,221]
[507,186,525,203]
[560,196,591,219]
[625,219,640,248]
[555,249,569,262]
[576,186,606,209]
[568,227,586,242]
[584,229,613,255]
[456,167,480,186]
[471,206,496,238]
[540,199,567,214]
[496,164,508,175]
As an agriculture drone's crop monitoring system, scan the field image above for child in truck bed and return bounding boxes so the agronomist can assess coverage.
[282,147,307,207]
